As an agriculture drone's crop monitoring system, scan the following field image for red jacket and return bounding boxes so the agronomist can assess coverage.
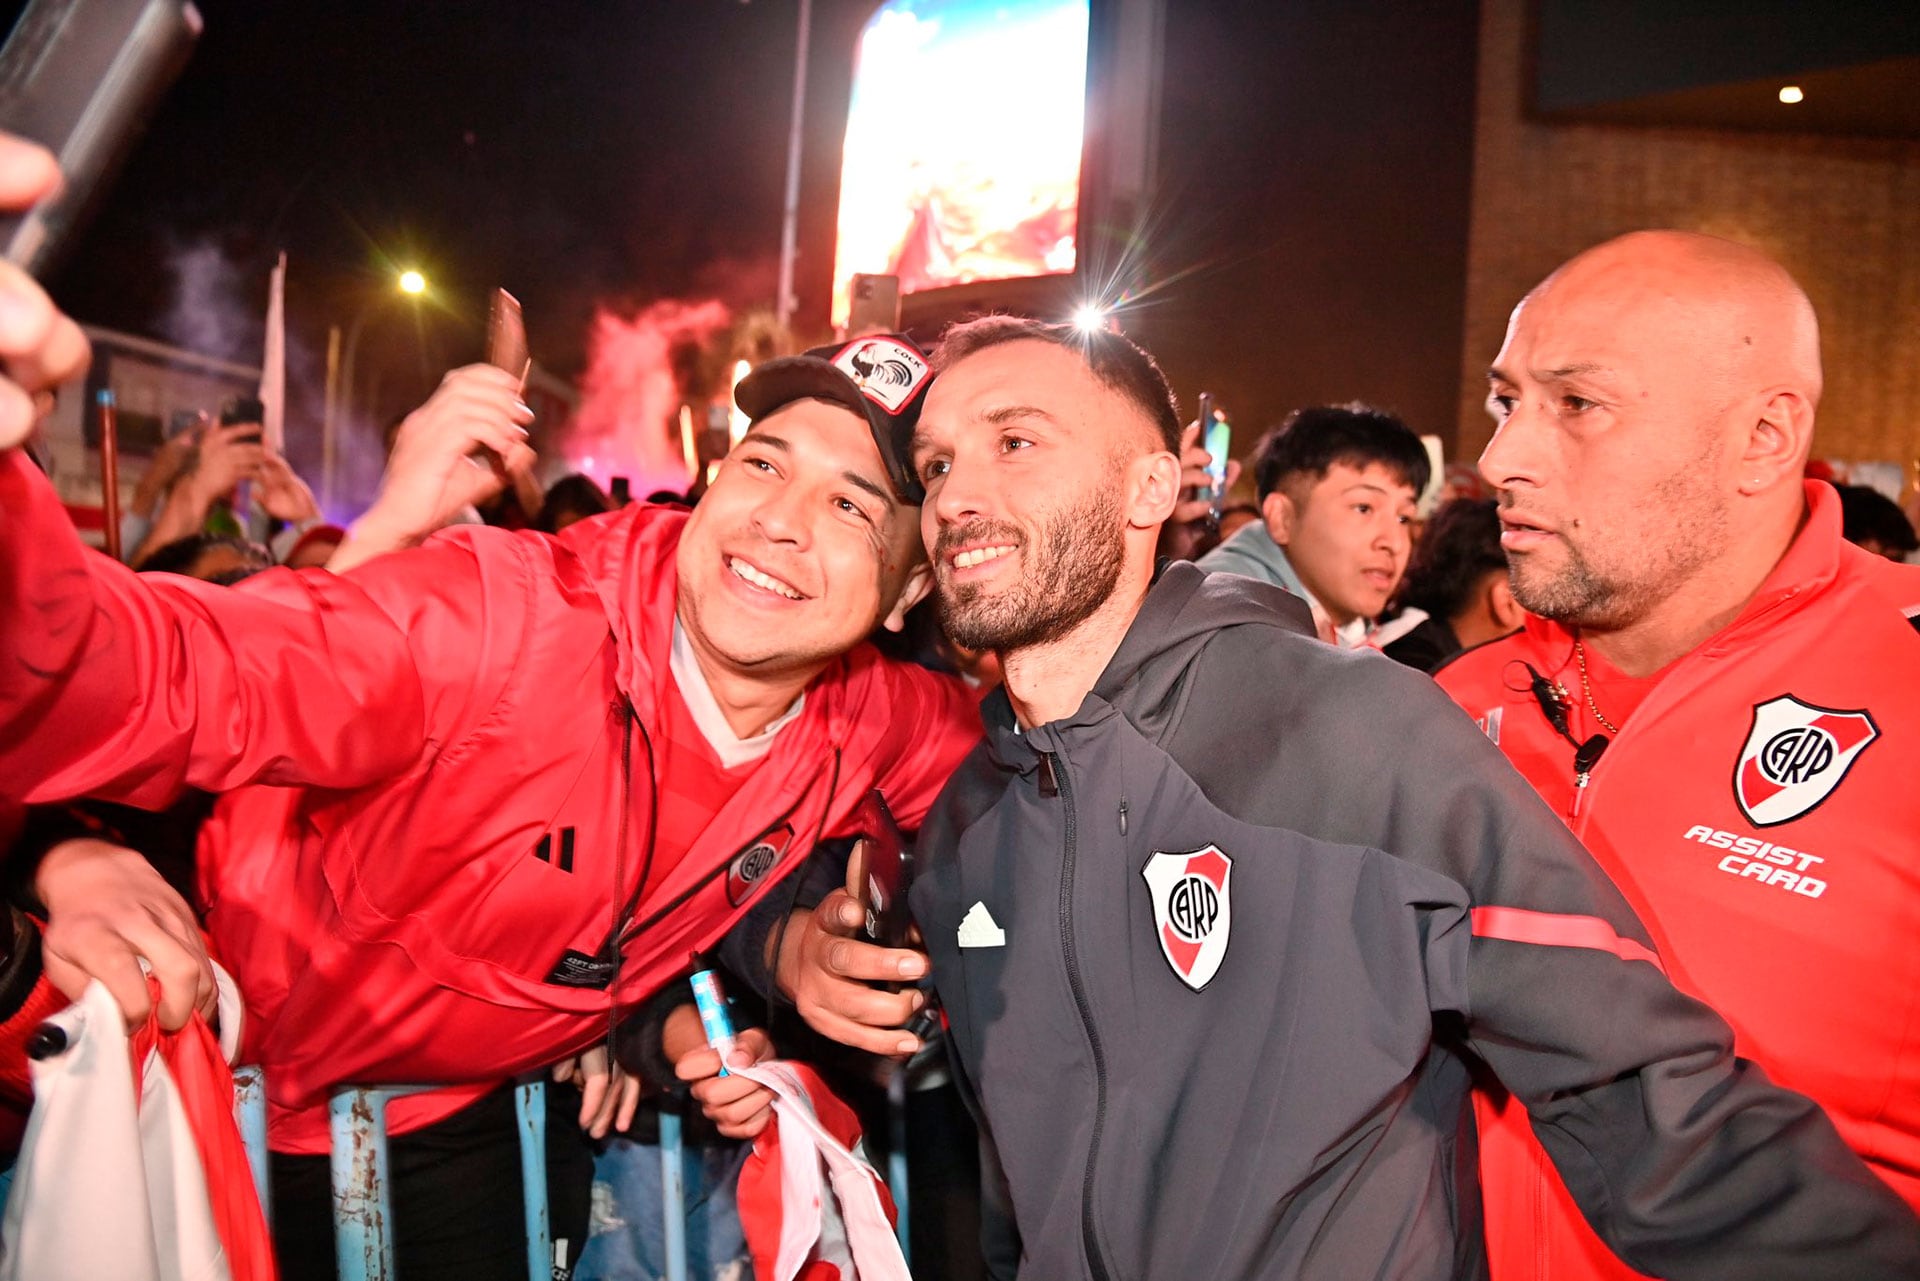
[0,451,980,1152]
[1436,482,1920,1280]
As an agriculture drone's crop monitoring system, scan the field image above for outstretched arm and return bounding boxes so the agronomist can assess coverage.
[1,442,433,806]
[1371,677,1920,1278]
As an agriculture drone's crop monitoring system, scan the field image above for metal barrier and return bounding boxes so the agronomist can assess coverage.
[231,1066,915,1281]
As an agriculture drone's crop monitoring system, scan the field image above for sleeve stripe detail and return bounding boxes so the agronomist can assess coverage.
[1470,906,1665,973]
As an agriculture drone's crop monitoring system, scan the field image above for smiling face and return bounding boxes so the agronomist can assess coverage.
[675,397,927,681]
[911,340,1169,655]
[1264,461,1417,627]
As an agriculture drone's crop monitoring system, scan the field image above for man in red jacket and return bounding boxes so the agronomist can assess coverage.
[0,195,984,1274]
[1436,229,1920,1280]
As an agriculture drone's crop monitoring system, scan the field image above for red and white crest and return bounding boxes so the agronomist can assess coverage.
[727,824,796,906]
[1734,696,1878,828]
[1142,845,1233,991]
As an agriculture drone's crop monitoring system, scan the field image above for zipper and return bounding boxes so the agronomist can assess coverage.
[1568,735,1608,821]
[1046,750,1114,1281]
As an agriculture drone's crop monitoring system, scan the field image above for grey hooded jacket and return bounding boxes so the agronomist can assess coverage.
[1193,517,1311,598]
[911,562,1920,1281]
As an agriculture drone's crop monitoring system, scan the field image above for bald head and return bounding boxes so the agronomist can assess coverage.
[1480,231,1826,651]
[1525,230,1822,423]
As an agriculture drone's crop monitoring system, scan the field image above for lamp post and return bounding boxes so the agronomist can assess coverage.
[321,269,428,509]
[774,0,812,336]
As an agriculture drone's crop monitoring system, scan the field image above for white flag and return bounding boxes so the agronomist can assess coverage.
[260,252,286,454]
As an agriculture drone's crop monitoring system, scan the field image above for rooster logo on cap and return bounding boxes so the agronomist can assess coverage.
[848,347,917,390]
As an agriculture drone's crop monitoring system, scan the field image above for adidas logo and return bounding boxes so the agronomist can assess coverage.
[957,901,1006,949]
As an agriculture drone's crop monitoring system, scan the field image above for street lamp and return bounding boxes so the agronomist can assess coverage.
[321,270,430,508]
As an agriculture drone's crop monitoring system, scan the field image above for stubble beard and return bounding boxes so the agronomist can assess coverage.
[1506,469,1730,632]
[936,482,1128,655]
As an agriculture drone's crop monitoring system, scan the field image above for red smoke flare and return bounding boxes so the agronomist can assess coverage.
[566,299,731,496]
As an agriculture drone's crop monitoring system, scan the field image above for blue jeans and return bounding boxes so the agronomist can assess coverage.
[575,1134,750,1281]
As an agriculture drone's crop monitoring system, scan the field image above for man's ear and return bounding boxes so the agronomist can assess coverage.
[1736,387,1816,497]
[1261,489,1297,545]
[1486,571,1523,632]
[882,559,934,633]
[1129,449,1184,530]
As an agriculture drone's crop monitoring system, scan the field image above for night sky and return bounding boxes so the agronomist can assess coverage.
[11,1,879,387]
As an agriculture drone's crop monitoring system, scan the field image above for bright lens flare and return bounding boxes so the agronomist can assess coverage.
[398,270,427,295]
[1072,303,1108,333]
[1777,85,1804,104]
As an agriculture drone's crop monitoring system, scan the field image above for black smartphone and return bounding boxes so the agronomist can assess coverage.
[856,789,915,949]
[0,0,202,277]
[610,477,631,507]
[1187,392,1216,505]
[220,394,263,444]
[855,788,943,1043]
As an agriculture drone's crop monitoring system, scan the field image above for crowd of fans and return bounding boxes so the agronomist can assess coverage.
[0,122,1917,1281]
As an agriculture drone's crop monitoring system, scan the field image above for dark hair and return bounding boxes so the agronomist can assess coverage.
[138,534,273,584]
[1251,404,1430,501]
[1835,483,1917,554]
[1394,498,1505,622]
[534,473,614,533]
[933,315,1183,453]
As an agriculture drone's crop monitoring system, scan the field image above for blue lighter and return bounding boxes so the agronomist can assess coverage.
[689,969,736,1077]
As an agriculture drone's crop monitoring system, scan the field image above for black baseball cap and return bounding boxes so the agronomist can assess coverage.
[733,333,934,504]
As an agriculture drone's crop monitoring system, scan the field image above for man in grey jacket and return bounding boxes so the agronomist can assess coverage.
[844,314,1917,1279]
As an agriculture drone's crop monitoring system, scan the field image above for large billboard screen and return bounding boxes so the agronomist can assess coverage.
[832,0,1090,326]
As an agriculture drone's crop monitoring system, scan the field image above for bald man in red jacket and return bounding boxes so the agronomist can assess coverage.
[1437,230,1920,1280]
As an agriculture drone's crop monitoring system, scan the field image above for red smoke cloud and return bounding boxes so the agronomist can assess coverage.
[565,299,731,496]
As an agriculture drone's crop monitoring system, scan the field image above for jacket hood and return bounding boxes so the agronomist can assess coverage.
[1194,519,1310,600]
[556,501,684,706]
[982,560,1314,764]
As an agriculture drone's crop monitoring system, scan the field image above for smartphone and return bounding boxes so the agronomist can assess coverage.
[609,476,631,507]
[220,394,264,444]
[486,287,529,386]
[1187,393,1217,506]
[846,273,901,338]
[854,788,943,1043]
[0,0,202,276]
[856,789,915,949]
[1203,406,1232,525]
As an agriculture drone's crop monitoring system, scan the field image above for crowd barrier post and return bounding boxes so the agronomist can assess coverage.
[887,1062,911,1263]
[512,1080,552,1281]
[232,1065,272,1228]
[657,1105,689,1281]
[328,1086,395,1281]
